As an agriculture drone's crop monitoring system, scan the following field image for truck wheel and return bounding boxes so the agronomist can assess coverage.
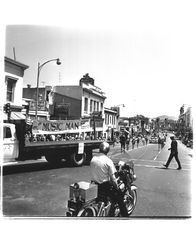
[70,152,86,167]
[45,154,62,165]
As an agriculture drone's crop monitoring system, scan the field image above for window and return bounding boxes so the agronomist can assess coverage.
[97,102,99,111]
[84,97,88,112]
[3,127,12,139]
[94,101,96,111]
[100,103,103,111]
[46,90,50,102]
[6,77,17,102]
[105,114,108,125]
[90,100,93,113]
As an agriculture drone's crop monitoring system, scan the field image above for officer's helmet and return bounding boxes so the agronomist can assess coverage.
[99,142,110,154]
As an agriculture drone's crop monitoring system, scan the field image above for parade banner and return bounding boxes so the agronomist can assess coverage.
[32,119,81,133]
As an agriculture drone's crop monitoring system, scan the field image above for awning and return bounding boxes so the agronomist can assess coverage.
[3,112,26,120]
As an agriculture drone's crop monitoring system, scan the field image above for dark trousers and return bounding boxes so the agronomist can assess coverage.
[165,152,181,168]
[120,142,125,152]
[97,181,129,217]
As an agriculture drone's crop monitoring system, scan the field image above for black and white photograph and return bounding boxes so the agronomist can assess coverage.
[0,0,195,250]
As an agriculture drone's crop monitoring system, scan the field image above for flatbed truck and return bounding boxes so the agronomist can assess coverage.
[2,119,103,167]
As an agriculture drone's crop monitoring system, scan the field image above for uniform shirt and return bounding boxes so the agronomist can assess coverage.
[90,153,117,184]
[171,140,178,153]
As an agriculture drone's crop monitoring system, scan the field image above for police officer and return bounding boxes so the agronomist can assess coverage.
[90,142,129,217]
[163,135,182,170]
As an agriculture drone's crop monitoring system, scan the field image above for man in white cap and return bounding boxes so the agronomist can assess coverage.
[163,135,182,170]
[90,141,129,217]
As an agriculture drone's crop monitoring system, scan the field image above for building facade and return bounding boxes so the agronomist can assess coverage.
[103,107,118,139]
[178,105,193,138]
[23,85,51,120]
[80,74,105,118]
[3,57,29,120]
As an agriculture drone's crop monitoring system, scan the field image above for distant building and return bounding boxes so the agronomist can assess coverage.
[104,107,118,139]
[23,85,51,120]
[3,57,29,120]
[178,105,193,136]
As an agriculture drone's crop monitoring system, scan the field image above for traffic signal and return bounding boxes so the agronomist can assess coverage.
[4,103,11,113]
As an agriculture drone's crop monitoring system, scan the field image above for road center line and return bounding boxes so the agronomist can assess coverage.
[153,150,161,160]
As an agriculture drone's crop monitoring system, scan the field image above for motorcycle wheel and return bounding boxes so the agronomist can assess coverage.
[124,189,137,215]
[77,206,96,217]
[113,205,120,217]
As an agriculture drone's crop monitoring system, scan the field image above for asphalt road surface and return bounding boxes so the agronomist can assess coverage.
[2,135,192,218]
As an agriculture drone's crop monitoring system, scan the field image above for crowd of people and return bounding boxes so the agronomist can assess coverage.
[113,130,167,153]
[117,132,150,153]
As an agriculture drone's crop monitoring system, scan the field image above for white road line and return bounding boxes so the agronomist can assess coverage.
[110,155,192,166]
[132,158,192,166]
[153,150,161,160]
[134,163,191,171]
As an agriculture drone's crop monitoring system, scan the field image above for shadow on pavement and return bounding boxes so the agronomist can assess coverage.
[155,167,180,171]
[2,160,74,175]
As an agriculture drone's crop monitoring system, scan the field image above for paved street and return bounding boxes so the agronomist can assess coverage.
[2,135,192,218]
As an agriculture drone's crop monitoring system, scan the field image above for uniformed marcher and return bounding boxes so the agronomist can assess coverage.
[163,135,182,170]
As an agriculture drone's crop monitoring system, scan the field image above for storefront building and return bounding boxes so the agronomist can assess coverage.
[3,57,29,120]
[104,107,118,139]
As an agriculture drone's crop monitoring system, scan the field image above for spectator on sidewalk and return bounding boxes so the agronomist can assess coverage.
[126,134,130,151]
[132,137,136,149]
[120,132,126,153]
[158,136,162,150]
[145,136,148,145]
[142,137,145,146]
[136,137,140,148]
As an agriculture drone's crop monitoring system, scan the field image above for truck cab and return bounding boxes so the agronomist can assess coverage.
[3,123,19,162]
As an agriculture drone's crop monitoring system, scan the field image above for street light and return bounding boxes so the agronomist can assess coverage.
[116,104,125,108]
[35,58,61,120]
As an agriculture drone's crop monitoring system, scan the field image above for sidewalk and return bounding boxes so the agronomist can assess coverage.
[177,139,193,157]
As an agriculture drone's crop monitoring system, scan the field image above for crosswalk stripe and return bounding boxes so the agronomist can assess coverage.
[134,163,191,171]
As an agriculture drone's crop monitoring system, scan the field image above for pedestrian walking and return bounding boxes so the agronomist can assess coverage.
[136,137,140,148]
[132,137,136,149]
[163,135,182,170]
[120,132,126,153]
[158,136,162,150]
[142,137,145,146]
[145,136,148,145]
[125,134,130,151]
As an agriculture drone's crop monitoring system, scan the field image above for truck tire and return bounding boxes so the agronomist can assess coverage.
[70,152,86,167]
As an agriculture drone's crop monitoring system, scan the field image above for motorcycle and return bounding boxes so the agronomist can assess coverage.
[66,160,137,217]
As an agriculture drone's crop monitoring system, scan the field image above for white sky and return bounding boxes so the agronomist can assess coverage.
[3,1,196,120]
